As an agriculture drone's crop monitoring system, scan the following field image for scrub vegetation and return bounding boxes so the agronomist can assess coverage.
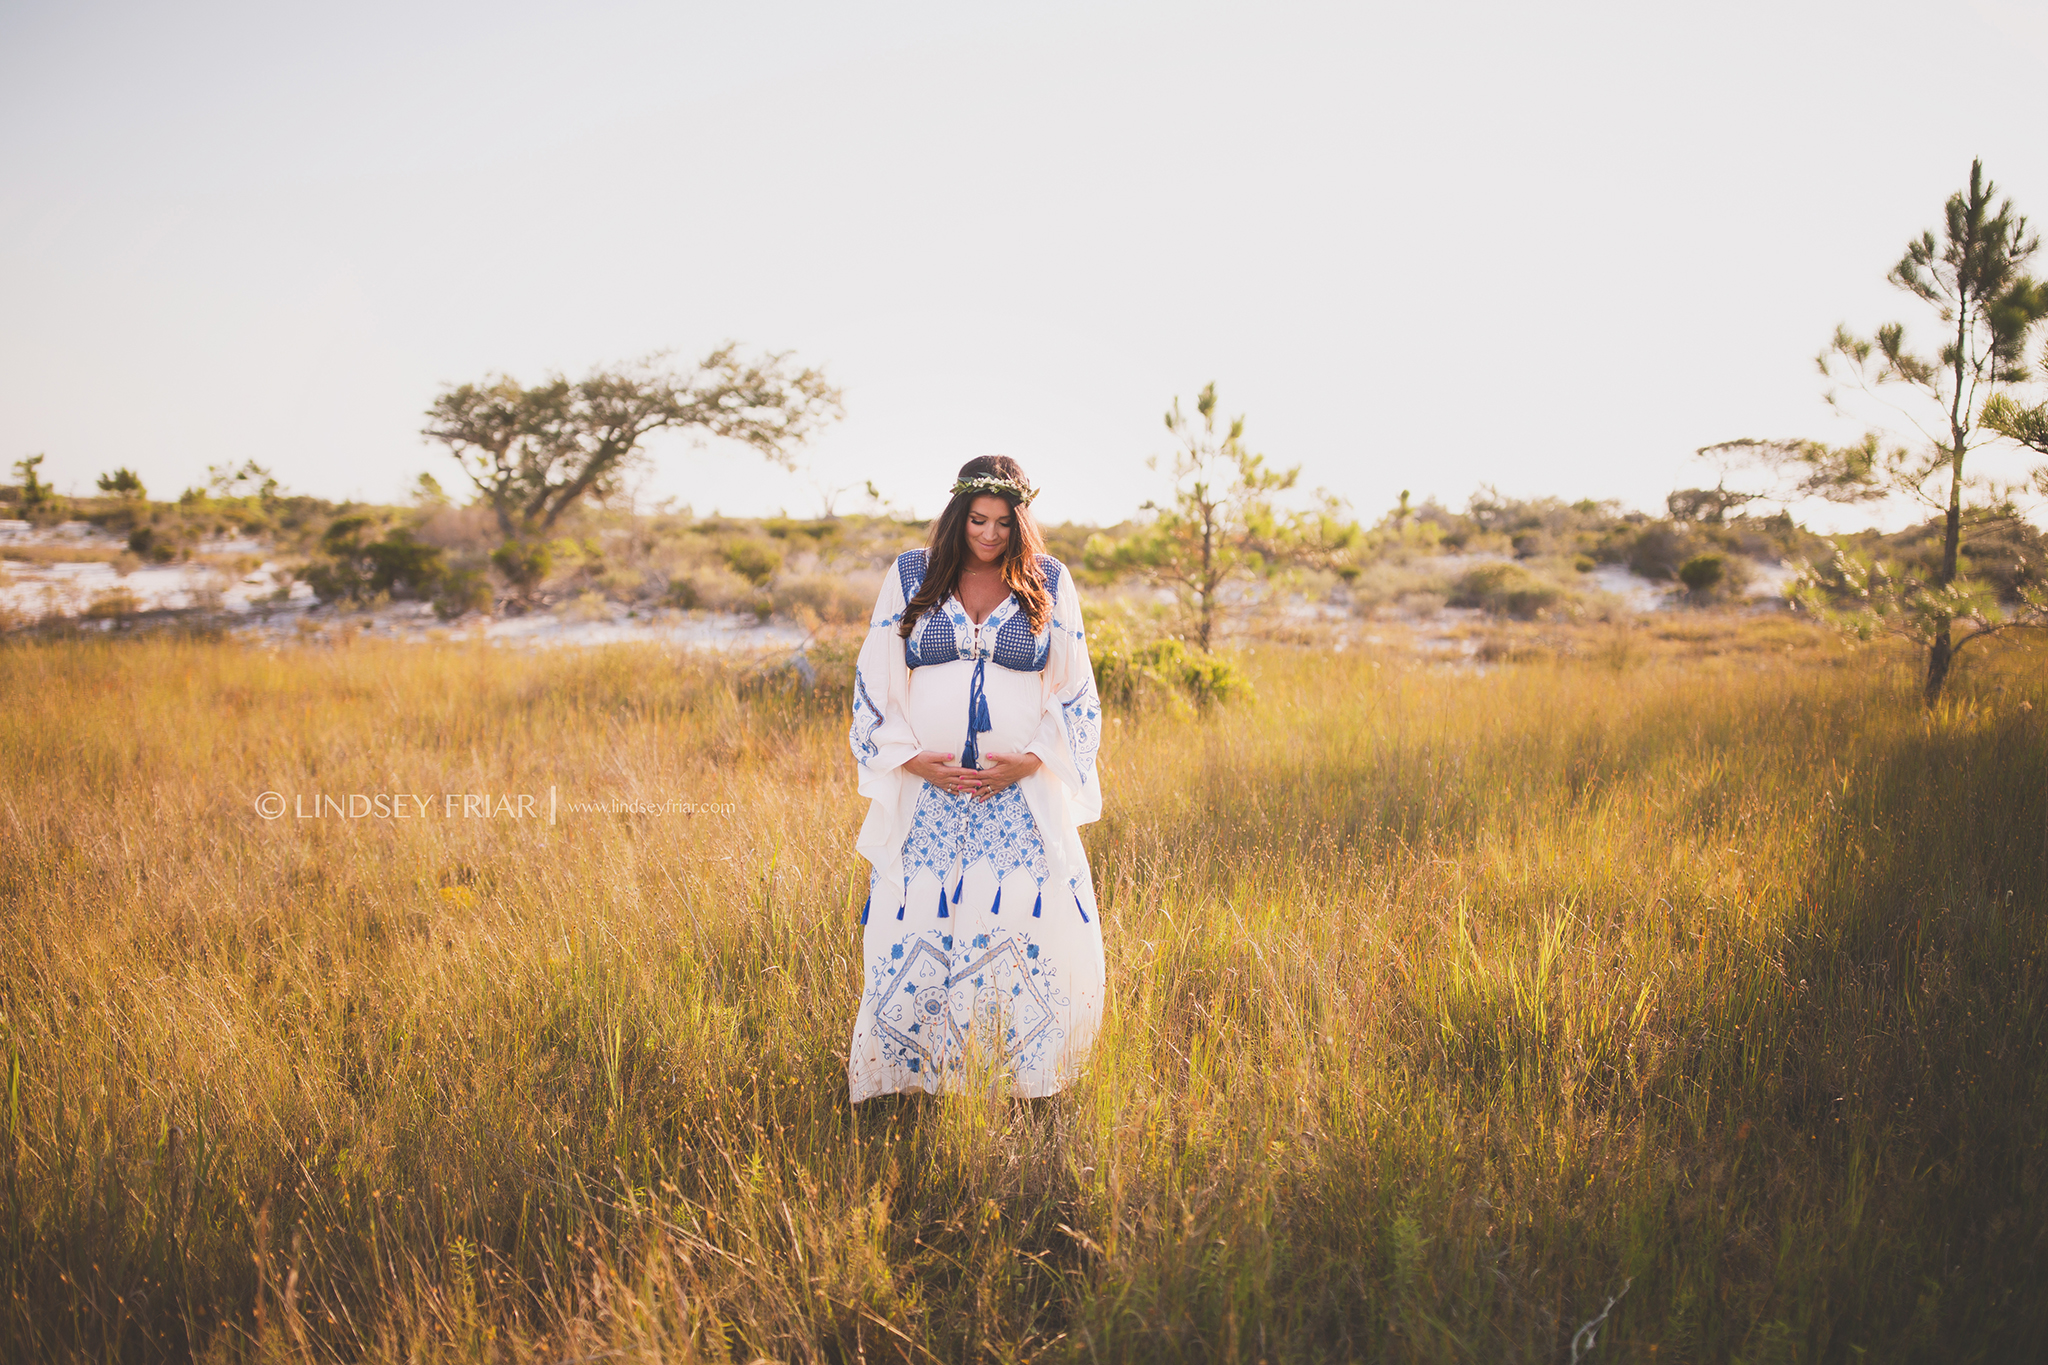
[3,615,2044,1361]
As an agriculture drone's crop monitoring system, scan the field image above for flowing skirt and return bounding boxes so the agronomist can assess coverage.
[847,778,1105,1100]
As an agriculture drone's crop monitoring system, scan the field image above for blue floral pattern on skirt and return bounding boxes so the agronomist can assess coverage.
[900,781,1050,903]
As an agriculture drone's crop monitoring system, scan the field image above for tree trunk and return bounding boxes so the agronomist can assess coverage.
[1938,458,1963,583]
[1198,502,1217,652]
[1924,289,1972,705]
[1923,447,1965,704]
[1923,615,1954,704]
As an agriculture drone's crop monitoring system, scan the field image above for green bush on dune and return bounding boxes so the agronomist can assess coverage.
[1086,611,1249,709]
[1448,561,1567,619]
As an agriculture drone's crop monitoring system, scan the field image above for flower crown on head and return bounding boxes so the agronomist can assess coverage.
[950,472,1038,505]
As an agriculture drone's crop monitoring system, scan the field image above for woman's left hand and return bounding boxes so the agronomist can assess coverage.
[960,750,1042,801]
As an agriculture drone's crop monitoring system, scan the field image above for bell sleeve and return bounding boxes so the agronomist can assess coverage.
[1024,562,1104,825]
[849,556,922,794]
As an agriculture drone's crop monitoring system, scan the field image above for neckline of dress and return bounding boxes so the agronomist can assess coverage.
[947,587,1017,630]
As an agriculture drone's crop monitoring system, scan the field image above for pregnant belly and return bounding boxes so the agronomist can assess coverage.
[906,659,1042,760]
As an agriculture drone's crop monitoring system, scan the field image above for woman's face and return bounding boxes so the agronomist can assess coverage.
[963,495,1014,567]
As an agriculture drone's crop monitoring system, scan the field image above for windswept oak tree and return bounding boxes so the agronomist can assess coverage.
[1707,161,2048,702]
[424,345,843,540]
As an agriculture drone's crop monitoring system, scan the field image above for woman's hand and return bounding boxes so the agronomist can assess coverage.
[959,751,1042,801]
[902,750,978,794]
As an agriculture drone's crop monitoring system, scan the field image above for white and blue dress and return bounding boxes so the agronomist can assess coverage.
[846,550,1105,1100]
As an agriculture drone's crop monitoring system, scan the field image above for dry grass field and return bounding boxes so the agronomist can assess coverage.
[2,615,2044,1362]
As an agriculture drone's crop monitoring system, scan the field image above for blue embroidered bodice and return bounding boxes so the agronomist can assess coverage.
[897,549,1061,674]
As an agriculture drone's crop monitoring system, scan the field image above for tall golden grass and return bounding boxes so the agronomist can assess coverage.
[2,618,2044,1361]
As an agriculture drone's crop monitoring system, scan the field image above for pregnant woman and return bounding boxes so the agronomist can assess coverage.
[846,455,1105,1101]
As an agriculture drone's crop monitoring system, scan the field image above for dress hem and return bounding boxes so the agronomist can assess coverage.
[848,1074,1083,1104]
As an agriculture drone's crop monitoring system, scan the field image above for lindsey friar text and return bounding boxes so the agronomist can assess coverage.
[253,789,559,823]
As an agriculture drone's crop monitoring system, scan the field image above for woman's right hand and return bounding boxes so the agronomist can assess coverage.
[902,750,976,794]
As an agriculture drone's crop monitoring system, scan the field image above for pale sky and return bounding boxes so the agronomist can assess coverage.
[4,0,2047,530]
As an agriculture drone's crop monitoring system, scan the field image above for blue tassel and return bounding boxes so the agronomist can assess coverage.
[960,658,992,769]
[1075,889,1091,923]
[859,892,870,925]
[990,885,1002,915]
[1031,889,1042,918]
[952,872,964,904]
[937,886,949,918]
[896,901,905,920]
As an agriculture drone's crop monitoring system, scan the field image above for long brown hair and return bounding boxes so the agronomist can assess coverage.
[899,455,1051,639]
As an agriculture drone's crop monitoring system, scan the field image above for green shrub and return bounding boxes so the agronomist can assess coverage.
[721,539,784,586]
[1678,552,1752,602]
[306,519,448,605]
[1088,613,1249,710]
[1626,523,1699,580]
[126,523,184,564]
[1448,562,1564,619]
[95,467,146,499]
[434,568,493,620]
[489,540,552,595]
[362,532,445,594]
[1173,643,1250,707]
[1679,553,1726,595]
